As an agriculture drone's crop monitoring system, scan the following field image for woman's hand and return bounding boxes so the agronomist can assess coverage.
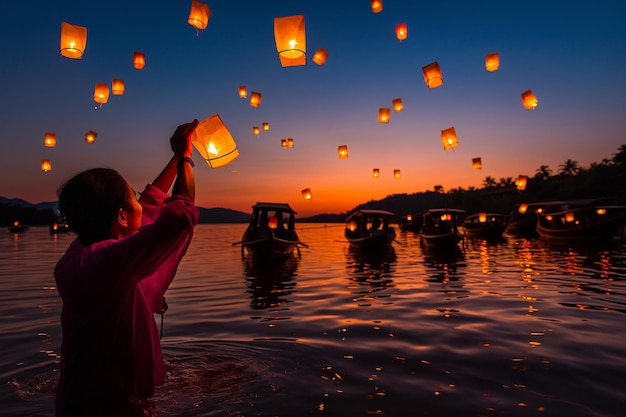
[170,119,199,158]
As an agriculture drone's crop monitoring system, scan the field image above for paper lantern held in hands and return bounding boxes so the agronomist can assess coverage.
[192,114,240,168]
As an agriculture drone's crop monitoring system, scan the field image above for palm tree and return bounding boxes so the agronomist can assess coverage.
[558,159,580,176]
[482,176,497,188]
[433,184,444,193]
[499,177,515,187]
[612,144,626,166]
[535,165,552,179]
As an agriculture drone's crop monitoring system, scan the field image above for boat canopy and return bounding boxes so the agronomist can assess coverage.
[252,202,296,214]
[346,209,395,222]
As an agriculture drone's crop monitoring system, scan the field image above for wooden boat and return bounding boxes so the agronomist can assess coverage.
[419,208,465,249]
[344,209,396,252]
[462,212,508,240]
[8,221,29,233]
[536,205,626,245]
[49,221,71,234]
[235,202,306,261]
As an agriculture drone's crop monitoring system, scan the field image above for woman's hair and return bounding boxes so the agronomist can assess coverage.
[57,168,132,245]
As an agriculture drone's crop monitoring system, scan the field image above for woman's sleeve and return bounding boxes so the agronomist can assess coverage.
[139,184,169,226]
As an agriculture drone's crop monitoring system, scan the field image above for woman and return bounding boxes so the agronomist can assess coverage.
[54,120,199,416]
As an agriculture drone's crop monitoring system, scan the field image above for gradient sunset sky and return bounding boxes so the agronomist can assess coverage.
[1,0,624,217]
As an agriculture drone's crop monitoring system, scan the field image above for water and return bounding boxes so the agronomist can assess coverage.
[2,224,626,417]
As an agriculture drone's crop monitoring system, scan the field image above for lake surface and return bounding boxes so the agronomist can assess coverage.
[1,224,625,417]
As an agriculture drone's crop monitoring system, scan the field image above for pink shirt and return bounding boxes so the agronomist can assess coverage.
[54,185,198,416]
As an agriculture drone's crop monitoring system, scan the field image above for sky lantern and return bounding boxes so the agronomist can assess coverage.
[301,188,312,200]
[396,23,408,41]
[287,138,294,147]
[485,52,500,72]
[112,78,125,95]
[312,48,328,65]
[422,62,443,89]
[44,132,56,147]
[521,89,538,110]
[85,130,97,144]
[472,157,482,170]
[238,85,247,98]
[370,0,383,13]
[60,22,87,59]
[250,91,262,107]
[378,107,390,123]
[281,139,288,148]
[252,126,260,135]
[516,174,528,190]
[133,52,145,70]
[274,15,306,67]
[41,160,52,172]
[394,169,401,179]
[94,83,109,104]
[441,126,459,150]
[478,212,488,223]
[373,168,380,178]
[518,203,528,214]
[262,122,270,131]
[192,114,240,168]
[392,98,403,112]
[338,145,348,159]
[188,0,211,33]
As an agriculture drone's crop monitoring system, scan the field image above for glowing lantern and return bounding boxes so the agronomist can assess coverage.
[392,98,403,112]
[394,169,401,179]
[41,160,52,172]
[94,83,109,104]
[252,126,260,135]
[485,52,500,72]
[60,22,87,59]
[396,23,407,41]
[338,145,348,159]
[274,15,306,67]
[188,0,211,32]
[441,126,459,150]
[238,85,247,98]
[546,215,553,221]
[287,138,294,147]
[565,212,575,222]
[44,132,56,147]
[371,0,383,13]
[422,62,443,89]
[349,220,357,232]
[378,107,390,124]
[472,157,482,170]
[268,217,278,229]
[516,175,528,191]
[281,139,288,148]
[521,90,538,110]
[312,48,328,65]
[250,92,262,107]
[133,52,145,70]
[479,212,487,223]
[112,78,125,95]
[302,188,312,200]
[262,122,270,131]
[518,203,528,214]
[192,114,240,168]
[85,131,97,144]
[596,208,606,215]
[441,213,452,221]
[373,168,380,178]
[407,214,412,221]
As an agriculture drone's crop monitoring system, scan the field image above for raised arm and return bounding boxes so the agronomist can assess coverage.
[170,120,199,202]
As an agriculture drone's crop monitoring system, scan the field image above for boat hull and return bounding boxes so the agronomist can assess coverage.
[241,234,299,260]
[537,212,625,244]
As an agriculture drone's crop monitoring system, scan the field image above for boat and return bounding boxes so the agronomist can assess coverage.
[49,221,71,234]
[344,209,396,252]
[419,208,465,249]
[235,202,306,261]
[462,212,508,240]
[8,221,29,233]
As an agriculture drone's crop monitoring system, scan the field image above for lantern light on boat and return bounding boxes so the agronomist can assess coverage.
[85,131,97,144]
[535,208,544,214]
[268,216,278,229]
[422,62,443,89]
[565,212,575,222]
[441,213,452,221]
[349,220,357,232]
[287,138,294,147]
[338,145,348,159]
[472,157,482,170]
[41,159,52,172]
[545,215,553,221]
[274,15,306,67]
[238,85,247,98]
[192,114,240,168]
[188,0,211,32]
[60,22,87,59]
[407,214,413,221]
[252,126,260,135]
[596,208,607,215]
[301,188,312,200]
[312,48,328,65]
[373,168,380,178]
[112,78,125,95]
[516,175,528,191]
[485,52,500,72]
[370,0,383,13]
[133,52,145,70]
[250,91,262,107]
[94,83,109,104]
[441,126,459,150]
[518,203,528,214]
[479,212,487,223]
[396,23,408,41]
[392,98,403,112]
[262,122,270,131]
[44,132,56,147]
[378,107,390,123]
[521,89,538,110]
[394,169,401,179]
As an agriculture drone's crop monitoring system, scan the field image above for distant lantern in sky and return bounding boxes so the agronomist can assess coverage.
[485,52,500,72]
[441,126,459,150]
[396,23,407,41]
[112,78,125,95]
[94,83,109,104]
[312,48,328,65]
[192,114,240,168]
[378,107,390,123]
[521,89,538,110]
[371,0,383,13]
[250,91,262,107]
[301,188,312,200]
[188,0,211,32]
[281,139,288,148]
[394,169,401,179]
[85,130,97,144]
[422,62,443,89]
[287,138,294,147]
[516,175,528,191]
[238,85,247,98]
[60,22,87,59]
[44,132,56,147]
[41,160,52,172]
[373,168,380,178]
[392,98,403,112]
[252,126,260,135]
[133,52,145,70]
[338,145,348,159]
[472,157,482,170]
[274,15,306,67]
[262,122,270,131]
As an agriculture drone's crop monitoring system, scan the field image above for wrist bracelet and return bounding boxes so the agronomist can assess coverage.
[178,156,194,168]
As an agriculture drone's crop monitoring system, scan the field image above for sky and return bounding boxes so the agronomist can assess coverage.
[1,0,625,217]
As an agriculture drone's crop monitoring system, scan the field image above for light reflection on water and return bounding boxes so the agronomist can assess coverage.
[1,224,626,416]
